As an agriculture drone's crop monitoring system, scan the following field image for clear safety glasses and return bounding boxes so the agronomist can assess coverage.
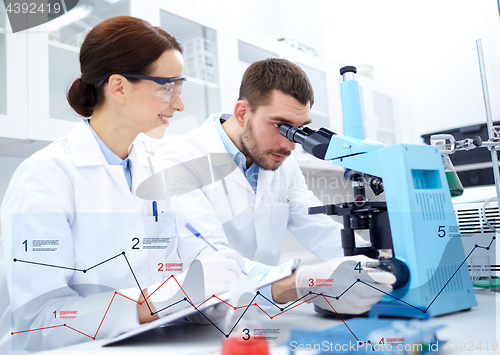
[95,74,187,103]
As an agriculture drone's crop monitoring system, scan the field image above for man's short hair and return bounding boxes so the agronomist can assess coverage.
[238,58,314,111]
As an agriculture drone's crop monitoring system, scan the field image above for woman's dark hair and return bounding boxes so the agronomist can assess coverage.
[67,16,182,117]
[238,58,314,111]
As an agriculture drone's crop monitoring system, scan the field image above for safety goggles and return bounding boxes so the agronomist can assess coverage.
[95,74,187,103]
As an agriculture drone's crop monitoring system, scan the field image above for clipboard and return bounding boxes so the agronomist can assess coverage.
[103,258,299,346]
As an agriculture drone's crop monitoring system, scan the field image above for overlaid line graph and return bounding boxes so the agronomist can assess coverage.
[10,234,496,345]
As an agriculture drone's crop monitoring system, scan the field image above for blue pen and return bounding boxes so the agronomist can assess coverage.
[185,223,217,251]
[152,201,158,222]
[185,223,247,275]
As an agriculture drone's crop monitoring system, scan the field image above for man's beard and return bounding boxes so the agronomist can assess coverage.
[240,120,290,171]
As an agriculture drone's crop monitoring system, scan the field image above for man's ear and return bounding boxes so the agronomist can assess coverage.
[106,74,127,104]
[233,100,250,128]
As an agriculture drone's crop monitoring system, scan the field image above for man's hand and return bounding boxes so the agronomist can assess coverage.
[295,255,395,314]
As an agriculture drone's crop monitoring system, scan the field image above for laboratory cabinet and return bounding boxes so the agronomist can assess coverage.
[0,0,395,172]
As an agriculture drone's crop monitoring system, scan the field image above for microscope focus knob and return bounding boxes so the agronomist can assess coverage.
[377,258,410,289]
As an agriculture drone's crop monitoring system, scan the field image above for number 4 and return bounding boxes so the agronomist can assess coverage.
[354,262,362,273]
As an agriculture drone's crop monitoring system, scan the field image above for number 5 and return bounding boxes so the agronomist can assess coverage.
[438,226,446,238]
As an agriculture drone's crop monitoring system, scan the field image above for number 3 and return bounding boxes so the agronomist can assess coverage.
[242,328,250,341]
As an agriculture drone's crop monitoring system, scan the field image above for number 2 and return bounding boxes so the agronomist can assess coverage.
[158,263,163,272]
[132,237,140,250]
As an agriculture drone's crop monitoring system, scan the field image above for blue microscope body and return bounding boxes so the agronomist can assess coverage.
[282,66,476,318]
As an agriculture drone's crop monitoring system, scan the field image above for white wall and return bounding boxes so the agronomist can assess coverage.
[0,156,25,230]
[180,0,327,58]
[321,0,500,144]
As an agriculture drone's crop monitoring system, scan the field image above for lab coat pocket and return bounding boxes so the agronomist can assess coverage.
[270,202,290,254]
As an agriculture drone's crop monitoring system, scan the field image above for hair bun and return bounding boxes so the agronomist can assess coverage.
[67,78,98,117]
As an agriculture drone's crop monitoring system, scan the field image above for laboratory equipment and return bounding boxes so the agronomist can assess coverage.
[288,318,443,354]
[453,187,499,280]
[429,135,465,197]
[279,65,477,318]
[433,39,500,285]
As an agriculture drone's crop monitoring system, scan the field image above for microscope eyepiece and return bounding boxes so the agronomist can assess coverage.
[279,124,308,145]
[279,124,336,160]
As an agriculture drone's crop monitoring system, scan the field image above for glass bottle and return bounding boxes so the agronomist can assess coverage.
[442,154,464,197]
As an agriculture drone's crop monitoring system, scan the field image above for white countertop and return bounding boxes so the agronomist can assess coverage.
[37,289,499,355]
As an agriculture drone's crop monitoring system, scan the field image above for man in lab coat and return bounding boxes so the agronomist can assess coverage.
[156,58,393,310]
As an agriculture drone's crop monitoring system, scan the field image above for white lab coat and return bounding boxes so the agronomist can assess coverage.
[156,113,345,268]
[0,121,179,353]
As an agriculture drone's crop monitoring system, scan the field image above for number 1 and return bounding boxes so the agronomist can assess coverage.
[23,240,27,252]
[53,311,56,319]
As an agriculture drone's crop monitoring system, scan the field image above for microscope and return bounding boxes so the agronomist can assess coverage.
[279,66,477,318]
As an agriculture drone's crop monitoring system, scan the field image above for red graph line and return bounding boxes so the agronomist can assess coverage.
[171,275,193,305]
[11,324,65,335]
[272,295,320,317]
[12,276,371,346]
[213,296,235,310]
[143,275,174,303]
[94,292,117,339]
[321,294,376,350]
[64,325,93,340]
[254,304,272,318]
[115,292,141,304]
[196,295,215,309]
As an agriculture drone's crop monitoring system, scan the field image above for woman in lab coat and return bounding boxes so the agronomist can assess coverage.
[0,16,243,353]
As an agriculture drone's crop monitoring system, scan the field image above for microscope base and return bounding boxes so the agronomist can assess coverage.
[369,302,431,319]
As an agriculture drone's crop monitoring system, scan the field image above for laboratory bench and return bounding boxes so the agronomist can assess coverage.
[36,289,499,355]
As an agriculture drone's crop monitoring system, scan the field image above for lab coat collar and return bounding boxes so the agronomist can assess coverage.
[203,114,233,153]
[67,120,153,200]
[204,114,254,194]
[129,145,156,195]
[66,120,110,168]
